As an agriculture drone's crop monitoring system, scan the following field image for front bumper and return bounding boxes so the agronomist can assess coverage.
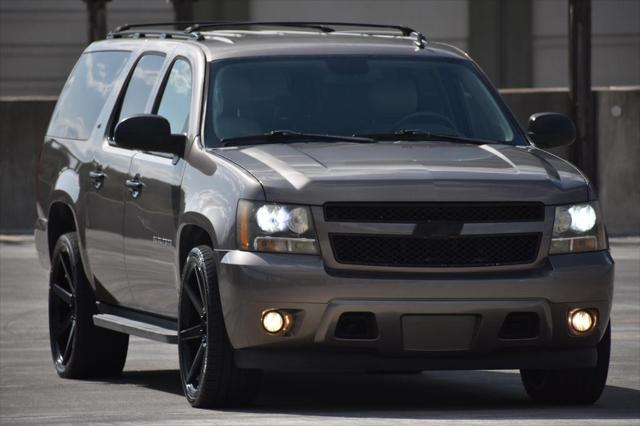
[217,250,613,372]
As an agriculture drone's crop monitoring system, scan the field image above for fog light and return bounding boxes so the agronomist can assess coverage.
[261,309,293,335]
[568,308,598,335]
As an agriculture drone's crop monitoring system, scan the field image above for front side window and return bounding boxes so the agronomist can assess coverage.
[115,54,165,128]
[205,57,522,147]
[156,59,193,134]
[48,51,130,140]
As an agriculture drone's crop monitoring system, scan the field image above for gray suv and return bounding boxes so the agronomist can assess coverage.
[35,22,613,408]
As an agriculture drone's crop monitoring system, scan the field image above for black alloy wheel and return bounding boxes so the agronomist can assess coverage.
[178,245,261,407]
[49,241,77,370]
[48,232,129,378]
[179,260,209,398]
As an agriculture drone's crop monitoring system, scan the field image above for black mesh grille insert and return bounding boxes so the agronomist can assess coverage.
[324,202,545,223]
[330,233,541,267]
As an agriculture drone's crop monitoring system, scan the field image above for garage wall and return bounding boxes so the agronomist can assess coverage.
[2,0,639,95]
[533,0,640,87]
[248,0,469,50]
[0,0,173,97]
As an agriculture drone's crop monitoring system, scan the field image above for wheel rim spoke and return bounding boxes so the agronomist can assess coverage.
[61,319,76,363]
[180,324,202,341]
[186,341,205,383]
[194,268,206,315]
[184,282,203,315]
[59,253,74,291]
[55,313,74,337]
[52,283,73,305]
[49,247,80,367]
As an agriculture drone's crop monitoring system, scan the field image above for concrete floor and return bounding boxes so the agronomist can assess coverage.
[0,240,638,425]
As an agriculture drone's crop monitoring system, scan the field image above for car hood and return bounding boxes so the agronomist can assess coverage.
[215,142,589,205]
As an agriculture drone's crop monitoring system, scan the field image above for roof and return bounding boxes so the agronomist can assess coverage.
[196,30,470,61]
[105,22,471,62]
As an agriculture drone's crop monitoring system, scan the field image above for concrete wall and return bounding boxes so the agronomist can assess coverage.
[468,0,533,88]
[2,0,639,95]
[532,0,640,87]
[596,88,640,236]
[0,0,173,97]
[0,97,55,233]
[1,89,638,235]
[248,0,469,50]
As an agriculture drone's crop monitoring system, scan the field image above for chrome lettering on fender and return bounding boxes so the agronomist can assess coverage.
[152,236,173,247]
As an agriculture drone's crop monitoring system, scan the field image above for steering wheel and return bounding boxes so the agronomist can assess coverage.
[392,111,457,134]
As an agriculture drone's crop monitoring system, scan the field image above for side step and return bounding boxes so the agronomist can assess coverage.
[93,311,178,344]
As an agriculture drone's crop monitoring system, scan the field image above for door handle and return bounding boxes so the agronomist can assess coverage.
[89,169,106,190]
[125,176,144,199]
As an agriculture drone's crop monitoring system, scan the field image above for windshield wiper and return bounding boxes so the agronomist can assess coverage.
[221,130,375,147]
[355,129,495,145]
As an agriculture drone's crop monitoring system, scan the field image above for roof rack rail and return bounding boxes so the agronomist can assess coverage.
[185,21,336,33]
[108,29,204,41]
[108,21,427,47]
[182,21,416,35]
[113,21,198,33]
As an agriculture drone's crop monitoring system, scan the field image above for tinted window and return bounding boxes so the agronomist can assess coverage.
[48,51,129,140]
[206,57,522,147]
[156,59,192,134]
[116,54,165,126]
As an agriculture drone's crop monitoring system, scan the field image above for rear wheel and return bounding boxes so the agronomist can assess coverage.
[48,232,129,378]
[520,322,610,405]
[178,245,261,408]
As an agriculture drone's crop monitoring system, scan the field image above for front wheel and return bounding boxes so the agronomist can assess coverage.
[520,322,610,405]
[178,245,262,408]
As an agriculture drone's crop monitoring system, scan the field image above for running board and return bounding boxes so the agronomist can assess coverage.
[93,306,178,344]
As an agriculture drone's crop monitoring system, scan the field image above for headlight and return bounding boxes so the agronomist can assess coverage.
[237,200,319,254]
[549,201,607,254]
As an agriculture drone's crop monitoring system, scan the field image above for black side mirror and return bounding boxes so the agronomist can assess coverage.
[527,112,576,148]
[114,114,185,156]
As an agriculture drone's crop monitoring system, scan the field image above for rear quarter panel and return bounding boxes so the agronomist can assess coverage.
[36,43,138,281]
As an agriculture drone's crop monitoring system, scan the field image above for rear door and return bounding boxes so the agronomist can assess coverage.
[85,52,166,305]
[124,56,195,316]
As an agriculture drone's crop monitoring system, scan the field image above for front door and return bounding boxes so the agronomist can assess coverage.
[85,144,136,305]
[124,58,193,316]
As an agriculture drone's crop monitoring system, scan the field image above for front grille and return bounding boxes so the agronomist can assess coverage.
[330,233,541,267]
[324,202,545,223]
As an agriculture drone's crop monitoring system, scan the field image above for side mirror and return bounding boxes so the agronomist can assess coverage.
[527,112,576,148]
[114,114,185,156]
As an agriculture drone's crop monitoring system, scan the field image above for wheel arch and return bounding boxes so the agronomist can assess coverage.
[47,199,79,260]
[177,213,218,276]
[46,189,95,289]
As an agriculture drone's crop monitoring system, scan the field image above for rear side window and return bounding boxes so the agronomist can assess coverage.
[156,59,193,134]
[48,51,129,140]
[115,54,165,126]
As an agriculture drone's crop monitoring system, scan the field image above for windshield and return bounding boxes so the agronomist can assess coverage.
[204,56,523,147]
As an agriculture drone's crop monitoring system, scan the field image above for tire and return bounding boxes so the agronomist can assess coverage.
[520,322,611,405]
[178,245,262,408]
[48,232,129,378]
